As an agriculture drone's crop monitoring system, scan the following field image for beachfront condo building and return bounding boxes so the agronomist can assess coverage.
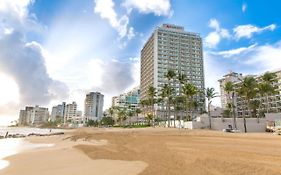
[51,102,66,122]
[218,71,243,109]
[112,87,140,110]
[140,24,205,115]
[19,105,49,126]
[219,70,281,117]
[84,92,104,121]
[64,101,83,124]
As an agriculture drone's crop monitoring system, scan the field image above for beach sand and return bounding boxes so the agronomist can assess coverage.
[1,127,281,175]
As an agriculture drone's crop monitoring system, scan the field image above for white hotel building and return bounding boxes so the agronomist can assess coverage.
[140,24,205,113]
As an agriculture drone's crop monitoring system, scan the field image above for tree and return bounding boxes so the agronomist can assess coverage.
[182,83,198,121]
[259,72,278,113]
[146,113,153,125]
[116,107,127,126]
[237,76,258,133]
[177,72,187,128]
[250,100,260,123]
[160,83,175,127]
[165,69,176,127]
[140,99,148,119]
[147,86,157,126]
[100,117,115,126]
[127,106,134,126]
[224,81,237,130]
[158,84,168,123]
[172,96,184,128]
[205,87,218,129]
[135,108,141,125]
[108,107,114,118]
[87,119,98,127]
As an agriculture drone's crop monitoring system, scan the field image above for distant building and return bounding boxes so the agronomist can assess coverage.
[140,24,205,115]
[51,102,66,122]
[64,102,83,123]
[84,92,104,121]
[219,70,281,117]
[112,87,140,110]
[18,105,49,126]
[218,71,243,109]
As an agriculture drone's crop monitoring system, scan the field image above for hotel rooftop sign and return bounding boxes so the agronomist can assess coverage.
[162,24,184,31]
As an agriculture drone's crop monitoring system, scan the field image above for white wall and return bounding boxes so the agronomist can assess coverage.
[160,115,267,132]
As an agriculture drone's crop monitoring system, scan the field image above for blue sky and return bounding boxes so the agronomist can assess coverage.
[0,0,281,125]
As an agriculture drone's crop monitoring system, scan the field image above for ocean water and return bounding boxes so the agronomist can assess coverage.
[0,127,64,137]
[0,127,60,170]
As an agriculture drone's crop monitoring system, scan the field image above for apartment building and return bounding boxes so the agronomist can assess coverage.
[219,70,281,117]
[112,87,140,110]
[84,92,104,121]
[19,105,49,126]
[218,71,243,109]
[50,102,66,122]
[140,24,205,113]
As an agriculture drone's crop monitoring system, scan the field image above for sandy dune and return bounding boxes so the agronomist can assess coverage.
[2,128,281,175]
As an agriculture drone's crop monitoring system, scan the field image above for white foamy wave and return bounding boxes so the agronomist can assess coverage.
[0,138,54,170]
[0,127,64,137]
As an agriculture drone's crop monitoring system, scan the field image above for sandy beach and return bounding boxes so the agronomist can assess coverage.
[1,128,281,175]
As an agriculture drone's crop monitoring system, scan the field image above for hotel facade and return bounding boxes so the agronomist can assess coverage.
[219,70,281,117]
[140,24,205,114]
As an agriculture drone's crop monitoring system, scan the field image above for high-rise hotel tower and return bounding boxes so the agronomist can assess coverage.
[140,24,205,112]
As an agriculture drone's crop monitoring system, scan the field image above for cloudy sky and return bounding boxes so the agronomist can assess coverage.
[0,0,280,125]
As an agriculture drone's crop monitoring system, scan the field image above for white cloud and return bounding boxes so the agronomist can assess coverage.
[209,18,220,31]
[205,19,230,48]
[0,73,19,105]
[244,42,281,72]
[233,24,276,40]
[122,0,172,16]
[209,41,281,74]
[211,44,257,58]
[94,0,134,40]
[0,0,31,19]
[0,0,69,124]
[242,3,247,13]
[205,32,220,48]
[81,58,139,110]
[204,52,225,107]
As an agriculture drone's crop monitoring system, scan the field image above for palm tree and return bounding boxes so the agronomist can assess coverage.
[177,72,187,128]
[250,99,260,123]
[171,96,184,128]
[158,84,169,123]
[127,105,134,126]
[165,69,176,127]
[205,87,218,129]
[140,99,148,118]
[116,107,127,126]
[135,108,141,125]
[108,107,114,118]
[182,83,198,121]
[147,86,157,126]
[146,113,153,125]
[224,81,237,130]
[237,76,258,133]
[260,72,278,113]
